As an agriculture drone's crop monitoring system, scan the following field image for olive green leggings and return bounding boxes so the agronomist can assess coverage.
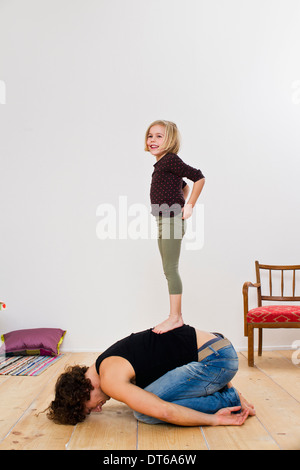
[156,214,186,295]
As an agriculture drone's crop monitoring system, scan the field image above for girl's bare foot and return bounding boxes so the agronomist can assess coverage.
[153,315,184,334]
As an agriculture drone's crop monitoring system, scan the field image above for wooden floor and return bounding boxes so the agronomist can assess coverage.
[0,350,300,451]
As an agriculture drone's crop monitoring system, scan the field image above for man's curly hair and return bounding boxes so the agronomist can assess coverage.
[47,365,93,425]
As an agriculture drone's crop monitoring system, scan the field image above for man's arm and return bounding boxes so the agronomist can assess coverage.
[114,381,248,426]
[101,360,248,427]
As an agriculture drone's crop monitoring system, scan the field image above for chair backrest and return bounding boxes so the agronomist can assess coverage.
[255,261,300,305]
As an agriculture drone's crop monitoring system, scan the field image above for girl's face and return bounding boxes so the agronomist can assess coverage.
[146,125,166,159]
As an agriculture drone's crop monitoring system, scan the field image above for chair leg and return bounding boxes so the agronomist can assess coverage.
[258,328,263,356]
[248,325,254,367]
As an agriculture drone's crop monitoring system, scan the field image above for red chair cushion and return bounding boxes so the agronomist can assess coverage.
[247,305,300,323]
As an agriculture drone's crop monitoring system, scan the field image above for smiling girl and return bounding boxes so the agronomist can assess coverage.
[145,120,205,333]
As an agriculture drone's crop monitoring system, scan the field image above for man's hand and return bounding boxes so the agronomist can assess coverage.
[214,406,249,426]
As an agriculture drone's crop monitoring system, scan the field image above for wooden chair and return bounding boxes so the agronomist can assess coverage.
[243,261,300,366]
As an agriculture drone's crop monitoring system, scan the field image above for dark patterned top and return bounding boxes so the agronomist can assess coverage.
[150,153,205,217]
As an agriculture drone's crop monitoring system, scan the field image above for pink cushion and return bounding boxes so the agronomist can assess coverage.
[247,305,300,323]
[1,328,66,356]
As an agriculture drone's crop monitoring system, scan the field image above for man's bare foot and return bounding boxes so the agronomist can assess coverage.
[153,315,184,334]
[238,391,256,416]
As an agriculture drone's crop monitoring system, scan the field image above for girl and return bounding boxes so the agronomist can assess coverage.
[145,120,205,334]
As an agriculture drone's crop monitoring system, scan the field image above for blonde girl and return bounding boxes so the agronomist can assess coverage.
[145,120,205,333]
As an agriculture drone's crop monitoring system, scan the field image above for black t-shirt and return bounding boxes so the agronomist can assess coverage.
[95,324,198,389]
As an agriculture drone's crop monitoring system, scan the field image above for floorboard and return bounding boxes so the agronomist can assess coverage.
[138,423,207,450]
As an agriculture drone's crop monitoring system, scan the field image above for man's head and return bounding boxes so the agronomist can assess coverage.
[47,365,93,425]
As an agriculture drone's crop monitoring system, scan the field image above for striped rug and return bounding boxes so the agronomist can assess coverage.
[0,354,63,376]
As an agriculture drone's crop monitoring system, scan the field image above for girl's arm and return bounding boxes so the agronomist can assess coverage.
[182,183,190,200]
[188,178,205,207]
[182,178,205,219]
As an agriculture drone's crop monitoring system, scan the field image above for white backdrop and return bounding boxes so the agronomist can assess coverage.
[1,0,300,353]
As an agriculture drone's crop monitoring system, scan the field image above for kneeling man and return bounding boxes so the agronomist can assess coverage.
[47,324,255,426]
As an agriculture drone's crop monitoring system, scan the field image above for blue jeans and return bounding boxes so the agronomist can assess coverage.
[134,342,241,424]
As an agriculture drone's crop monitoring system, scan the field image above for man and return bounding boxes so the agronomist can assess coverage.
[47,325,255,426]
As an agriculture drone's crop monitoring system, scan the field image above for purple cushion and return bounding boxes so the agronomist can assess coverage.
[0,328,66,356]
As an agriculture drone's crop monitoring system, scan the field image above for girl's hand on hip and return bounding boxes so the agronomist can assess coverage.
[182,204,193,220]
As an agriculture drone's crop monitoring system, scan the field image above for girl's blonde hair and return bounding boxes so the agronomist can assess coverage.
[144,120,181,155]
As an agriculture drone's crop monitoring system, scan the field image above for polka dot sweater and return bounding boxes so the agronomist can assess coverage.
[150,153,205,217]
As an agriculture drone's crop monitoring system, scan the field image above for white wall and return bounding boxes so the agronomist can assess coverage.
[1,0,300,353]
